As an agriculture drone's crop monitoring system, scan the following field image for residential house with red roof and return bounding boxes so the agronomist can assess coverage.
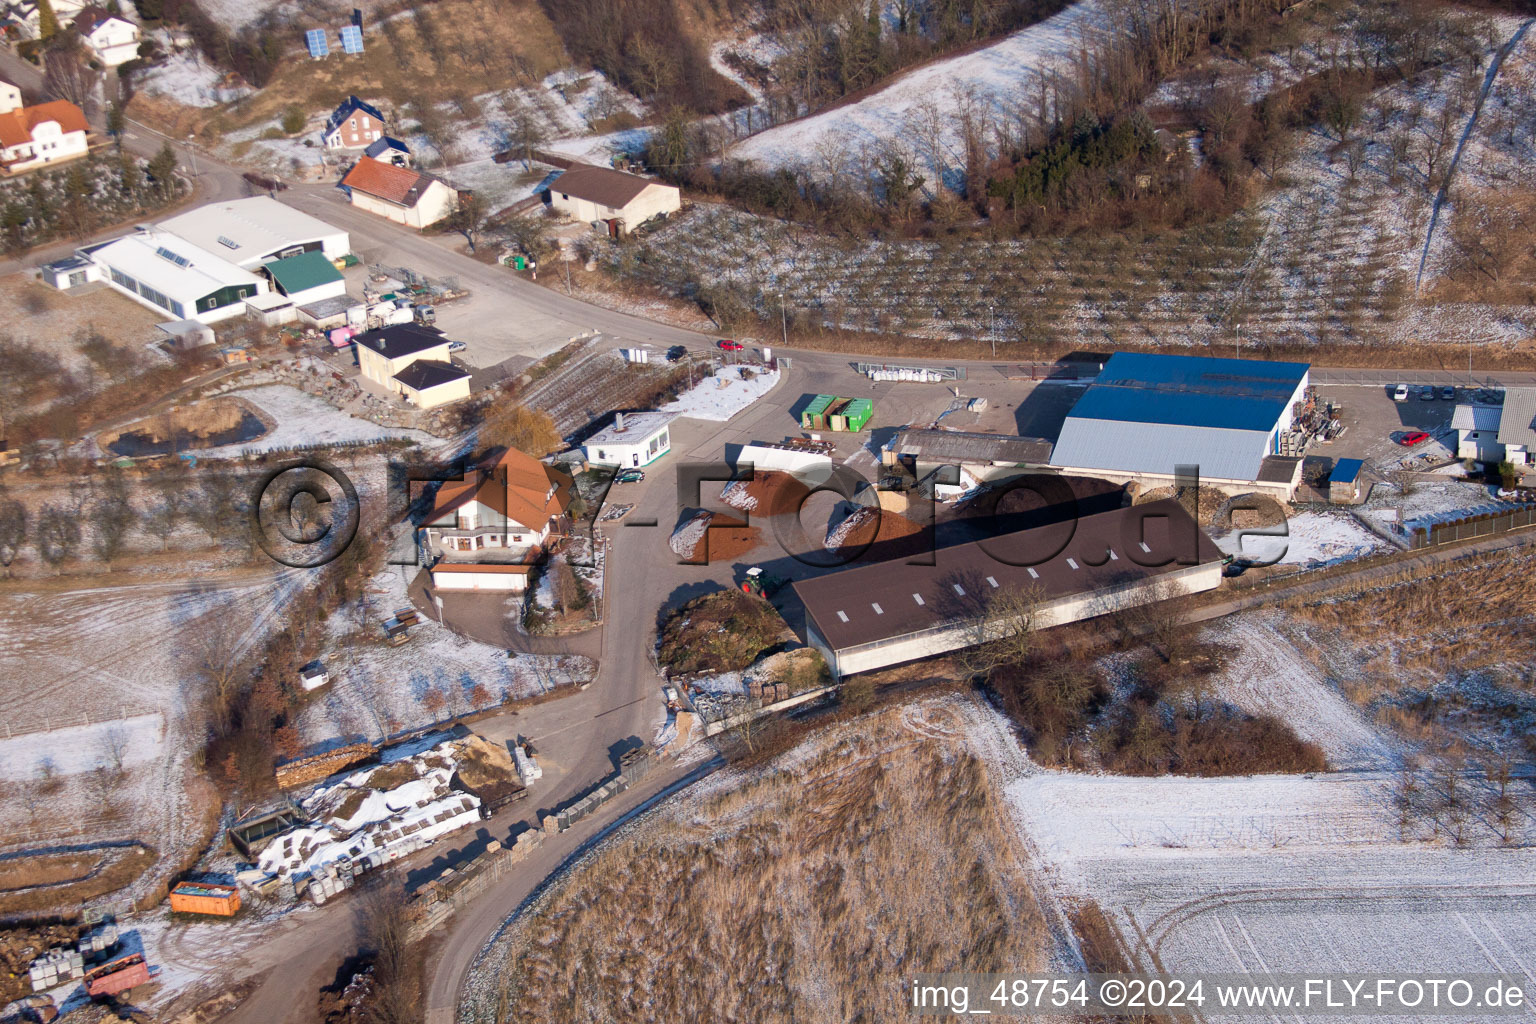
[0,99,88,175]
[339,155,457,229]
[417,447,574,590]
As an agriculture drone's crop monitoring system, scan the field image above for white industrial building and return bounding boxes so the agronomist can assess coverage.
[157,197,350,270]
[1049,352,1311,500]
[793,499,1224,678]
[548,164,680,236]
[583,411,676,469]
[88,231,268,323]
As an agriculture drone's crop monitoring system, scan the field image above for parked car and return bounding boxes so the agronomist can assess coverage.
[1397,430,1431,446]
[1393,384,1410,401]
[1441,385,1456,400]
[448,340,467,353]
[1420,385,1435,401]
[666,345,687,361]
[717,339,744,351]
[616,469,644,483]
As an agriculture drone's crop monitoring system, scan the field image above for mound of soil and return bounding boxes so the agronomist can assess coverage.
[828,506,929,563]
[722,472,812,518]
[670,511,761,562]
[1133,484,1229,528]
[658,589,786,676]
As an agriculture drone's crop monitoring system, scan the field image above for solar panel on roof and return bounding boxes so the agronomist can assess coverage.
[339,25,363,53]
[154,246,189,267]
[305,28,329,57]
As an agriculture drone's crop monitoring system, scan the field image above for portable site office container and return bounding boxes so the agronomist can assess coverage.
[169,881,241,916]
[801,394,835,430]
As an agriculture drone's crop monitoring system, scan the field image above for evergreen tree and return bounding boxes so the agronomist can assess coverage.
[147,142,177,197]
[118,151,142,196]
[37,0,60,39]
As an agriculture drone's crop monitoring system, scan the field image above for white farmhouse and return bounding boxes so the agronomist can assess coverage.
[339,156,457,229]
[71,7,140,67]
[0,100,89,175]
[547,164,679,236]
[583,411,676,469]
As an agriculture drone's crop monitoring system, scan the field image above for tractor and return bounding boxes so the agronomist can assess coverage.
[739,566,787,598]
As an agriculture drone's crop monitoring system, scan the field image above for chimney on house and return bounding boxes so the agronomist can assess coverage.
[614,412,626,432]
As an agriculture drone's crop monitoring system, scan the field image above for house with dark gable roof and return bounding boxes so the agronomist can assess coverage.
[547,163,679,235]
[322,95,387,150]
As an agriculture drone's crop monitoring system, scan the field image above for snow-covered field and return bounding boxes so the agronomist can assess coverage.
[137,51,251,108]
[731,1,1109,191]
[0,713,166,781]
[1207,617,1398,770]
[661,364,780,421]
[1010,767,1536,1003]
[202,384,437,456]
[295,564,593,744]
[1357,480,1503,535]
[1211,509,1386,567]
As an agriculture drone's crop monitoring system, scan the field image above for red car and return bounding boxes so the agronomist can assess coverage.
[1397,430,1431,446]
[717,339,744,351]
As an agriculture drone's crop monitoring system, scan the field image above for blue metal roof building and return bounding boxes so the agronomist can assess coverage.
[1049,352,1311,486]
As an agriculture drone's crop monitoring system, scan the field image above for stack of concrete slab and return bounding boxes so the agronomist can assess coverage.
[513,744,542,785]
[28,950,84,992]
[77,923,119,962]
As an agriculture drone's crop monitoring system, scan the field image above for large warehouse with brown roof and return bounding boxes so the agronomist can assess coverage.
[792,498,1224,678]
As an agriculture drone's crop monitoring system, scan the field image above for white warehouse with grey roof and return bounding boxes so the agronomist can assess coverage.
[1048,352,1310,499]
[156,196,350,270]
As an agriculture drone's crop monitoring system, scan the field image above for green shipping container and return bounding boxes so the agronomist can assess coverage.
[841,398,873,431]
[801,394,835,430]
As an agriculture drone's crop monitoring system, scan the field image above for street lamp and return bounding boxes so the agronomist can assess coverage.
[1235,322,1242,360]
[988,304,996,359]
[185,134,198,177]
[778,292,787,348]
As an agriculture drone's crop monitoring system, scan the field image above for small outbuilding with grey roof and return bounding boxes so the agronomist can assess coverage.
[1049,352,1311,499]
[547,164,680,235]
[391,358,470,409]
[1498,389,1536,467]
[1453,402,1505,462]
[792,498,1224,678]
